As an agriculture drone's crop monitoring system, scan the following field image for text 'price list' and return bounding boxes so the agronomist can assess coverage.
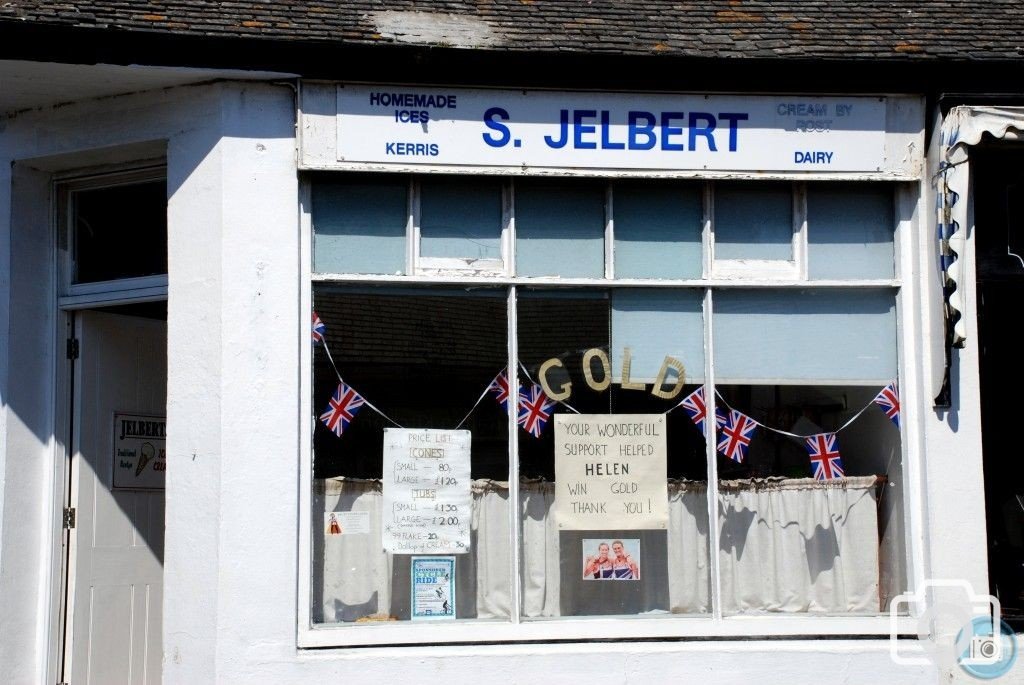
[382,429,472,554]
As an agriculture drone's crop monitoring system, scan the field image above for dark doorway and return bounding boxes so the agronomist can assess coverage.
[974,143,1024,627]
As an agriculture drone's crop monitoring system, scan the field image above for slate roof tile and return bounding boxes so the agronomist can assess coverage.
[1,0,1023,61]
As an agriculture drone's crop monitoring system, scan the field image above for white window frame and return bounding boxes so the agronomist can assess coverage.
[297,173,924,648]
[411,177,511,277]
[709,182,806,281]
[57,166,168,309]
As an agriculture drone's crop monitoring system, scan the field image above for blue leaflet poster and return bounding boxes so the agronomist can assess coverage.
[411,556,456,621]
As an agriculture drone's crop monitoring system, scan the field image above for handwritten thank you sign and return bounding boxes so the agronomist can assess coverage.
[554,414,668,530]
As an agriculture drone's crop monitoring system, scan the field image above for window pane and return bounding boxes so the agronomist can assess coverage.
[313,177,407,275]
[611,289,705,383]
[714,182,793,261]
[312,286,509,624]
[613,182,703,279]
[515,182,605,277]
[73,180,167,283]
[517,290,710,618]
[808,184,895,279]
[420,177,503,260]
[713,384,905,614]
[712,284,904,614]
[712,289,897,384]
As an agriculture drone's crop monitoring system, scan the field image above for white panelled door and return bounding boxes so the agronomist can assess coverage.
[67,310,166,685]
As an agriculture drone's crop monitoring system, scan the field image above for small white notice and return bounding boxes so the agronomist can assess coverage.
[382,428,471,554]
[325,511,370,536]
[112,413,166,490]
[554,414,668,530]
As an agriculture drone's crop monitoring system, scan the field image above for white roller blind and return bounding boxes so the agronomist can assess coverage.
[515,182,605,278]
[807,184,894,280]
[313,178,408,275]
[714,182,793,261]
[712,289,897,384]
[611,289,705,383]
[420,177,503,260]
[613,182,703,279]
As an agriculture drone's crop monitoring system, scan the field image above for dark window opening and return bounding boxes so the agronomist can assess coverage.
[73,179,167,283]
[312,287,508,480]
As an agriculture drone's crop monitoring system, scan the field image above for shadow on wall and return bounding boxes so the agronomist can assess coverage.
[3,83,298,581]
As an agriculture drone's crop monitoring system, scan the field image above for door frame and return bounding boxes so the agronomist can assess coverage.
[49,164,168,685]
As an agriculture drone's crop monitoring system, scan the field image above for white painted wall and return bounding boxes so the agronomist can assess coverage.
[0,77,1001,685]
[160,80,306,682]
[0,80,289,684]
[162,87,229,684]
[917,111,989,595]
[0,159,57,685]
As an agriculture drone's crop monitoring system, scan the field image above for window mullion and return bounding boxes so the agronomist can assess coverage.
[894,183,923,593]
[703,181,714,278]
[298,179,314,635]
[408,178,419,275]
[503,179,515,277]
[507,284,523,624]
[794,182,808,280]
[604,182,614,280]
[703,287,724,620]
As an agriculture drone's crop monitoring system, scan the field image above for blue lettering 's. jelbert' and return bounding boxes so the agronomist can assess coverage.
[688,112,717,152]
[574,110,598,149]
[482,107,511,147]
[544,109,570,149]
[628,111,657,150]
[600,110,625,150]
[660,111,686,151]
[718,112,748,151]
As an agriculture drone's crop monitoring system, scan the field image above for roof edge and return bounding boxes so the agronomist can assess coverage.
[2,20,1024,95]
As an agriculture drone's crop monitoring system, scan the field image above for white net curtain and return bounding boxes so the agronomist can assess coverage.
[314,476,880,621]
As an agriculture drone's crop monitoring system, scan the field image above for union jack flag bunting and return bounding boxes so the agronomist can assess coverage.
[805,433,845,481]
[319,381,365,438]
[717,409,758,463]
[873,382,900,427]
[487,369,520,412]
[518,383,556,438]
[312,311,326,344]
[680,386,728,437]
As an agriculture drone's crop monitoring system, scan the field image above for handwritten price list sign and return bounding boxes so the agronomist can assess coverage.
[382,428,472,554]
[554,414,668,530]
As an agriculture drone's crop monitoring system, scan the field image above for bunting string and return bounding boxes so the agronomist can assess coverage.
[315,309,561,437]
[347,388,405,429]
[713,389,880,441]
[453,375,503,430]
[705,383,899,480]
[314,313,405,429]
[313,309,901,454]
[713,387,892,440]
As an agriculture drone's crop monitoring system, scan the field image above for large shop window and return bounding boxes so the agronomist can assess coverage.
[307,174,907,640]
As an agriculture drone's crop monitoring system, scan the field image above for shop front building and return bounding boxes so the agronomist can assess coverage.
[2,3,1024,683]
